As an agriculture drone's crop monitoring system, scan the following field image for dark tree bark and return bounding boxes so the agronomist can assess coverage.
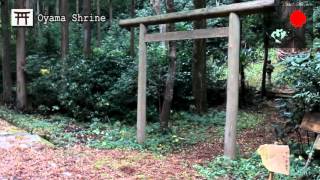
[150,0,166,35]
[55,0,59,15]
[76,0,79,14]
[16,0,28,110]
[159,0,177,131]
[108,0,113,25]
[261,33,269,97]
[129,0,135,57]
[192,0,207,114]
[1,0,13,104]
[82,0,91,57]
[96,0,102,47]
[60,0,69,60]
[261,13,271,97]
[240,61,246,102]
[36,0,39,15]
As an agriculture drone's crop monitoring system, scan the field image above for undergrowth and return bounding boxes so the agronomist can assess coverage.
[0,106,263,154]
[195,153,320,180]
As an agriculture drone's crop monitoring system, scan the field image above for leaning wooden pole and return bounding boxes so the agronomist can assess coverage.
[224,12,240,159]
[137,24,147,144]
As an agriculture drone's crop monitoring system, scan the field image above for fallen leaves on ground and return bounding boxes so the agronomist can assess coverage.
[0,104,280,179]
[0,145,202,179]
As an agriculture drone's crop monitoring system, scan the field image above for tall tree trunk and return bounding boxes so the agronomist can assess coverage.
[150,0,166,34]
[36,0,40,15]
[192,0,207,114]
[108,0,113,25]
[159,0,177,131]
[82,0,91,57]
[60,0,69,60]
[76,0,79,14]
[129,0,135,57]
[16,0,27,110]
[261,33,269,97]
[239,61,246,105]
[36,0,41,49]
[1,0,13,104]
[150,0,166,46]
[96,0,101,47]
[55,0,59,15]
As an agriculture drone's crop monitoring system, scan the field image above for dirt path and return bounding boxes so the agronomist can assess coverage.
[0,104,277,179]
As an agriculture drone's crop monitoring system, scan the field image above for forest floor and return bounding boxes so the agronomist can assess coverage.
[0,102,278,179]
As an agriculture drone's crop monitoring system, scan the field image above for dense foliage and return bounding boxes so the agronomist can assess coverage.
[195,154,320,179]
[27,25,138,121]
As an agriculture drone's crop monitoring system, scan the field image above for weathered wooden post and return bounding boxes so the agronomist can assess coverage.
[137,24,147,144]
[224,12,240,159]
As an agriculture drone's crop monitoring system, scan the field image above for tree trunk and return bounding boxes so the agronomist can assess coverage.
[36,0,40,14]
[150,0,166,34]
[261,33,269,97]
[159,0,177,131]
[192,0,207,114]
[240,62,245,104]
[76,0,79,14]
[55,0,59,15]
[1,0,13,104]
[108,0,113,25]
[82,0,91,57]
[96,0,101,47]
[150,0,166,47]
[60,0,69,60]
[16,0,28,110]
[129,0,135,57]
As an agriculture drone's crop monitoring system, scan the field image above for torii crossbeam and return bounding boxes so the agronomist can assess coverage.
[119,0,275,159]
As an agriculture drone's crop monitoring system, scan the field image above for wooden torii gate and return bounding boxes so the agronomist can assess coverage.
[119,0,275,159]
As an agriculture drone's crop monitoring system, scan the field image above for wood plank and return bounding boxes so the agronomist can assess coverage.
[137,24,147,144]
[144,27,228,42]
[119,0,275,27]
[300,113,320,133]
[224,12,240,160]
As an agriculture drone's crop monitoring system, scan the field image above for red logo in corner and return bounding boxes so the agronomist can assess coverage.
[290,10,307,29]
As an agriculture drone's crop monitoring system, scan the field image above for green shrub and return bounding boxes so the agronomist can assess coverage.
[195,153,320,180]
[0,106,263,154]
[26,25,138,122]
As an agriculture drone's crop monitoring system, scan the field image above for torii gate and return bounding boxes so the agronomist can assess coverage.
[119,0,275,159]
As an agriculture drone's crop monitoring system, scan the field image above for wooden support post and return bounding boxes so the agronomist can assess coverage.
[224,12,240,159]
[137,24,147,144]
[268,172,274,180]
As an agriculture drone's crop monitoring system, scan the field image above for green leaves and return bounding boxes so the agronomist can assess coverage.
[195,153,320,179]
[277,51,320,113]
[194,154,268,180]
[271,29,288,44]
